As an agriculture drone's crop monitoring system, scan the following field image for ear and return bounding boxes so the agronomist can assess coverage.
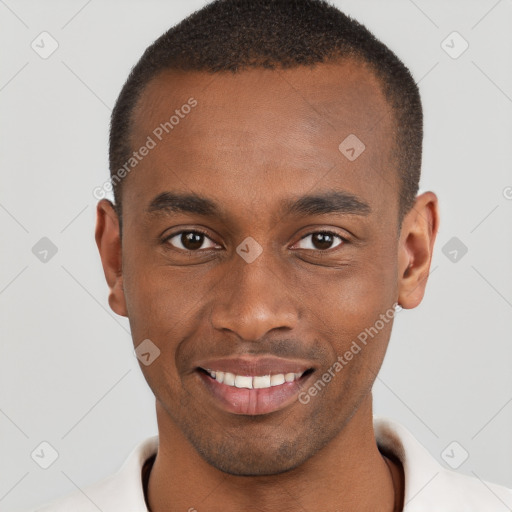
[95,199,128,317]
[397,192,439,309]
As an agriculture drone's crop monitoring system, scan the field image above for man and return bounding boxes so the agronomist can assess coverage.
[31,0,512,510]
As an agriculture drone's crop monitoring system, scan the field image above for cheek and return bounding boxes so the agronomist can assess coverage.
[122,253,209,339]
[122,261,217,385]
[295,253,399,380]
[122,267,196,402]
[304,259,397,330]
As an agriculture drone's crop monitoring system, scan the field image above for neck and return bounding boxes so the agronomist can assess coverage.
[147,395,402,512]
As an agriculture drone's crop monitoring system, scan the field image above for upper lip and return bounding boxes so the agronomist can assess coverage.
[196,356,315,376]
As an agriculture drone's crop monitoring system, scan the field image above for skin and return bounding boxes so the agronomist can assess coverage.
[96,59,439,511]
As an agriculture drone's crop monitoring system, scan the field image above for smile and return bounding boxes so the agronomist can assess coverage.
[196,366,315,415]
[203,369,306,389]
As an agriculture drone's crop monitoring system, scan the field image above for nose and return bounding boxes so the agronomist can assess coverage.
[210,249,299,341]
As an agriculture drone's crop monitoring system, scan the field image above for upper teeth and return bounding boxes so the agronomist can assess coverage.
[205,369,304,389]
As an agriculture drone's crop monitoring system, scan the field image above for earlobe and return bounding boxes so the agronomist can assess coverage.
[95,199,128,317]
[397,192,439,309]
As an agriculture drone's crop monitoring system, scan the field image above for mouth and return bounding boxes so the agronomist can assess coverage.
[196,366,315,415]
[199,367,313,388]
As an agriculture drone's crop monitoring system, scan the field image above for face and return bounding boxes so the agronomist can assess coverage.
[96,59,438,476]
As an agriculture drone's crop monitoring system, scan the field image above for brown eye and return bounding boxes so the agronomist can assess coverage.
[295,232,344,251]
[166,231,217,251]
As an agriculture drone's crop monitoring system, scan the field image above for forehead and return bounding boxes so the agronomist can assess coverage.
[133,59,392,138]
[125,60,398,220]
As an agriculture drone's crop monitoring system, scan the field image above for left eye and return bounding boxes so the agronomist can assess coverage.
[166,231,218,251]
[294,232,344,251]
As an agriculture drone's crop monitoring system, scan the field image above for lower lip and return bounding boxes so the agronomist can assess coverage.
[197,370,313,415]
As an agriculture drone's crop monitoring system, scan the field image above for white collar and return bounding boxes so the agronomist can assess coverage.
[374,416,512,511]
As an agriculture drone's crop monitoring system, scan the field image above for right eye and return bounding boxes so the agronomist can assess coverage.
[163,230,220,252]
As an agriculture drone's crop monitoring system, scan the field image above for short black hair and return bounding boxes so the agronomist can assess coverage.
[109,0,422,225]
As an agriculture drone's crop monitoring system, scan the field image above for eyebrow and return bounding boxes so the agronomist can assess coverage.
[145,190,371,218]
[283,191,371,217]
[147,192,218,216]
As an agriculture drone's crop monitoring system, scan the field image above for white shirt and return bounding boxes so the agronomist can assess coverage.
[31,417,512,511]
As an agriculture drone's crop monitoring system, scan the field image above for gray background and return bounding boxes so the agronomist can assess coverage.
[1,0,511,510]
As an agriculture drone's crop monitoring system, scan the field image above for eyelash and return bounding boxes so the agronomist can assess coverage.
[161,229,348,253]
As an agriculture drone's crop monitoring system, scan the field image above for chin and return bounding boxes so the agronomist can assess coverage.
[192,437,313,477]
[201,453,303,477]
